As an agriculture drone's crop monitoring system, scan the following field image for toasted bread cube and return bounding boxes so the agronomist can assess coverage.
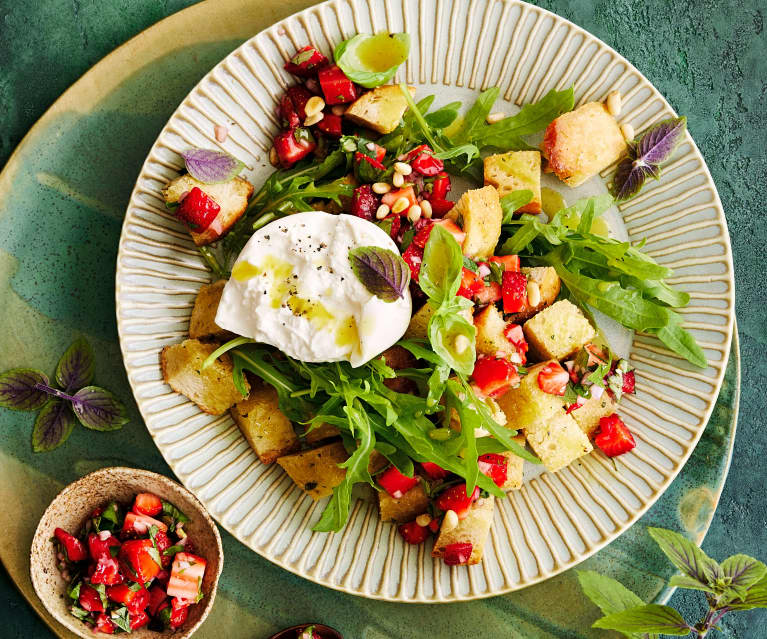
[189,280,233,340]
[404,303,472,340]
[525,412,593,472]
[163,174,254,246]
[276,442,348,500]
[230,384,299,463]
[448,186,502,260]
[474,304,512,357]
[571,392,616,438]
[523,299,595,361]
[160,339,247,415]
[499,435,527,491]
[496,361,566,431]
[344,85,416,134]
[541,101,627,187]
[304,422,341,445]
[483,150,542,214]
[507,267,561,322]
[378,482,429,523]
[432,497,495,565]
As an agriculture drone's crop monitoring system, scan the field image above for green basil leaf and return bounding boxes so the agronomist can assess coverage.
[726,573,767,610]
[647,527,721,587]
[334,33,410,88]
[420,223,464,302]
[592,604,690,635]
[427,306,476,376]
[718,555,767,602]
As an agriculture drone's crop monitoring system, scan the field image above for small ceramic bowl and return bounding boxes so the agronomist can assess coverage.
[30,467,223,639]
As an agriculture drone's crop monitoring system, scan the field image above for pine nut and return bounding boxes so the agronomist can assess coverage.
[392,196,410,213]
[420,198,433,218]
[415,513,432,527]
[392,172,405,188]
[304,96,325,118]
[331,104,346,116]
[527,280,541,307]
[620,122,635,141]
[394,161,413,175]
[486,111,506,124]
[269,146,279,166]
[606,91,622,117]
[372,182,391,194]
[442,509,459,532]
[407,204,422,223]
[454,334,471,354]
[304,111,324,126]
[376,204,390,219]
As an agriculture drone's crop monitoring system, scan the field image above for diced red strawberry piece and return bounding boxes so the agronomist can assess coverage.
[54,528,88,562]
[378,466,420,499]
[107,583,149,615]
[95,613,115,634]
[286,86,312,121]
[354,151,386,171]
[132,493,163,517]
[273,127,316,168]
[351,184,379,220]
[402,244,424,283]
[398,520,430,544]
[167,552,206,602]
[316,113,343,136]
[489,254,520,272]
[502,270,528,313]
[279,93,300,129]
[503,323,528,364]
[456,266,484,299]
[622,370,636,395]
[537,361,569,396]
[119,539,161,584]
[471,356,519,398]
[595,413,636,457]
[433,218,466,246]
[122,512,167,536]
[429,199,455,217]
[428,518,440,533]
[380,213,401,240]
[147,584,168,616]
[474,281,502,305]
[409,148,444,176]
[169,597,190,630]
[90,556,125,586]
[284,46,328,77]
[154,569,170,587]
[403,145,431,162]
[478,453,508,487]
[79,584,105,612]
[425,171,451,201]
[130,610,150,630]
[382,186,417,210]
[175,187,220,232]
[435,484,480,519]
[420,462,450,480]
[318,65,357,104]
[442,542,473,566]
[88,532,120,561]
[153,529,173,568]
[412,221,436,249]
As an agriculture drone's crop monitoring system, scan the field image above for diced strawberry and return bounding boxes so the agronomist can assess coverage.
[382,186,417,210]
[122,512,167,536]
[153,530,173,568]
[420,462,450,480]
[79,584,105,612]
[169,597,190,630]
[317,65,357,104]
[107,583,149,615]
[119,539,161,584]
[478,453,508,487]
[502,270,528,313]
[489,254,520,272]
[286,86,312,121]
[154,569,170,587]
[351,184,379,220]
[381,213,401,240]
[433,218,466,246]
[442,542,473,566]
[435,484,480,519]
[622,370,636,395]
[378,466,420,499]
[284,46,328,78]
[398,521,430,544]
[412,220,436,249]
[279,94,300,129]
[94,613,115,634]
[595,414,636,457]
[167,552,206,602]
[409,148,444,176]
[425,172,451,201]
[90,556,125,586]
[402,244,424,283]
[147,584,168,616]
[474,281,502,305]
[354,151,386,171]
[429,199,455,217]
[316,113,343,136]
[54,528,88,562]
[132,493,163,517]
[175,187,220,232]
[503,323,528,364]
[274,127,316,168]
[471,356,519,398]
[428,518,440,533]
[130,610,150,630]
[537,361,569,396]
[457,266,485,299]
[88,532,120,561]
[403,145,431,162]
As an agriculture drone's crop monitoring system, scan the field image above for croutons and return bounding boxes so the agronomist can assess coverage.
[344,85,416,134]
[432,497,495,565]
[189,280,233,340]
[571,392,616,438]
[163,174,254,246]
[523,299,596,361]
[474,304,512,357]
[303,422,341,445]
[404,303,472,340]
[378,483,429,523]
[541,101,627,187]
[496,361,567,432]
[160,339,247,415]
[276,442,348,500]
[230,383,299,463]
[448,186,503,260]
[483,150,542,214]
[499,436,527,491]
[524,411,593,472]
[507,267,561,322]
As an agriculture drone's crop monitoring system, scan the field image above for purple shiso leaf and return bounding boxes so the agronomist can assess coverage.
[611,159,661,201]
[55,337,95,391]
[182,148,244,184]
[71,386,128,431]
[32,399,76,452]
[636,117,687,166]
[0,368,50,411]
[348,246,410,302]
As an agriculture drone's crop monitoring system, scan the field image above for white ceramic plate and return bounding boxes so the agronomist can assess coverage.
[116,0,734,601]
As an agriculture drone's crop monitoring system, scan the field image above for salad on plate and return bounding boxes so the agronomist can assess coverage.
[158,32,701,567]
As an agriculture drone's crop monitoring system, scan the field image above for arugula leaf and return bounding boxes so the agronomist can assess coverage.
[500,190,534,224]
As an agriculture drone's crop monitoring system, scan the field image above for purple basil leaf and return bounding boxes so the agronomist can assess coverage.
[32,400,76,452]
[71,386,128,431]
[636,116,687,166]
[348,246,410,302]
[0,368,50,411]
[182,148,244,184]
[55,337,95,391]
[611,158,661,202]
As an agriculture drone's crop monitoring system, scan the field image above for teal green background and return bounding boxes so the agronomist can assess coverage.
[0,0,764,637]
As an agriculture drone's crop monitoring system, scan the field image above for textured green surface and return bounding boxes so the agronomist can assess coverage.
[0,0,763,636]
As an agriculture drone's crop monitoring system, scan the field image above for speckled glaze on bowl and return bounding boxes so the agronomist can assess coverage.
[30,467,223,639]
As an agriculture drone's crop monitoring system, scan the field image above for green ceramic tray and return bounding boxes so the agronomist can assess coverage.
[0,0,739,636]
